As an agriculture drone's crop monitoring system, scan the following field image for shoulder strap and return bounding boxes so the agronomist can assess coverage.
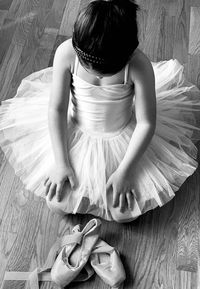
[124,63,129,84]
[74,56,79,75]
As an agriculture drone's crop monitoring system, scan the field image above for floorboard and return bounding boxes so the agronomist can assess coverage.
[0,0,200,288]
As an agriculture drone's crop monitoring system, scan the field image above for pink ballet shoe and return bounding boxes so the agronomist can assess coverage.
[67,224,95,282]
[51,218,101,287]
[3,220,99,289]
[73,225,126,288]
[90,239,126,288]
[72,263,94,282]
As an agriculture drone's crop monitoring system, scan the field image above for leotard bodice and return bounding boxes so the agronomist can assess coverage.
[70,57,134,134]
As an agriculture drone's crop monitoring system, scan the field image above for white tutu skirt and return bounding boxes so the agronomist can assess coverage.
[0,59,200,222]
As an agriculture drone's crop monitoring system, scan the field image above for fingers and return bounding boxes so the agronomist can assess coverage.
[106,179,112,193]
[106,178,119,207]
[45,180,63,202]
[118,191,134,212]
[126,191,134,210]
[111,186,133,210]
[45,179,51,196]
[56,183,64,202]
[68,173,78,190]
[48,183,56,201]
[113,189,120,208]
[119,193,126,213]
[43,177,49,186]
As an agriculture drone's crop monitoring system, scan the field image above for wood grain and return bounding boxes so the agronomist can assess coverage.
[59,0,82,37]
[0,0,200,289]
[176,180,199,272]
[173,0,190,64]
[189,7,200,55]
[0,10,7,29]
[0,43,23,101]
[0,0,13,10]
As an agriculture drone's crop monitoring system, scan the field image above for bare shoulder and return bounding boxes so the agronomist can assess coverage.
[129,48,154,83]
[53,38,76,71]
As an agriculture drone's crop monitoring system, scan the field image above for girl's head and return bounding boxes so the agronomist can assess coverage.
[72,0,139,75]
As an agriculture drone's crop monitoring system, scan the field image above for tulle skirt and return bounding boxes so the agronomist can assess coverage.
[0,59,200,222]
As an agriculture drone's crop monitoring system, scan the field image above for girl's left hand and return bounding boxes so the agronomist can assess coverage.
[106,168,135,213]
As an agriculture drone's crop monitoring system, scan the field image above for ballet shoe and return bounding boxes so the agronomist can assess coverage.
[63,224,95,283]
[51,218,101,287]
[72,263,94,282]
[90,239,126,288]
[72,225,126,288]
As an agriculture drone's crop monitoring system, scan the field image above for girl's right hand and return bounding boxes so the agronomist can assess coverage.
[44,164,78,202]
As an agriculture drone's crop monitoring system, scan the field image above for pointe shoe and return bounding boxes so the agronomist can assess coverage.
[90,239,126,288]
[72,263,94,282]
[72,225,126,288]
[51,218,101,287]
[70,224,95,282]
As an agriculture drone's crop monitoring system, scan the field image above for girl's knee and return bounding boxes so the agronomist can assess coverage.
[109,207,137,223]
[46,196,68,216]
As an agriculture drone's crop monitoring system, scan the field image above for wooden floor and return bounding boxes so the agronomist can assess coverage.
[0,0,200,288]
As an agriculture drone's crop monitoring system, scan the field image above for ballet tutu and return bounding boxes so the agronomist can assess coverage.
[0,59,199,222]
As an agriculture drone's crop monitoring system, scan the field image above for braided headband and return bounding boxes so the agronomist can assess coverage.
[72,39,107,65]
[72,38,139,66]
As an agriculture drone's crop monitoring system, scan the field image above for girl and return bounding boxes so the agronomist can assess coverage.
[0,0,200,222]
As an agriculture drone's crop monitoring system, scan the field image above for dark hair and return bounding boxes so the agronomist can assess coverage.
[72,0,139,74]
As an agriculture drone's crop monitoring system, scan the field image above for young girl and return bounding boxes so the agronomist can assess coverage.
[0,0,200,222]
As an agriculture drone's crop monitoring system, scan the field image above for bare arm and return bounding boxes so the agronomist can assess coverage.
[45,40,77,201]
[118,51,156,174]
[48,40,72,168]
[106,51,156,211]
